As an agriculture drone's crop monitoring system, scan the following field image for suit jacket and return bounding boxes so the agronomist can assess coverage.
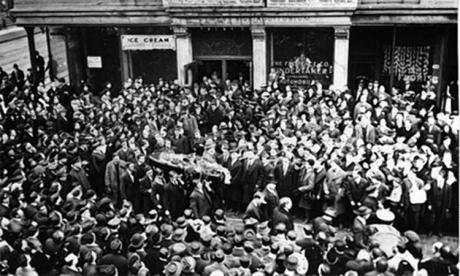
[226,157,244,203]
[116,148,136,163]
[139,175,155,210]
[120,171,134,202]
[295,237,324,275]
[261,161,276,188]
[69,167,91,191]
[171,134,190,154]
[10,69,25,87]
[244,200,266,222]
[227,157,243,184]
[271,206,294,233]
[205,106,225,132]
[422,123,441,146]
[429,179,452,210]
[164,181,187,219]
[189,188,212,219]
[355,124,376,144]
[99,253,128,276]
[274,161,298,198]
[262,187,279,219]
[345,176,370,205]
[419,257,457,275]
[180,114,199,138]
[104,159,126,204]
[241,158,264,204]
[298,167,316,209]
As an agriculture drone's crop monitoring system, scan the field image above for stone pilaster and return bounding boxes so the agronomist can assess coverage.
[251,26,267,90]
[173,26,193,85]
[333,26,350,90]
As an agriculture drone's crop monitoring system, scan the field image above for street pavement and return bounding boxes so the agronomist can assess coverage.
[0,26,68,83]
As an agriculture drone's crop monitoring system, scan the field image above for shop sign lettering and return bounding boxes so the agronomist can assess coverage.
[272,58,333,87]
[267,0,357,7]
[165,0,263,6]
[121,35,176,51]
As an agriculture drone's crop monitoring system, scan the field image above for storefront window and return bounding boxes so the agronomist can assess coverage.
[270,28,334,88]
[125,27,177,83]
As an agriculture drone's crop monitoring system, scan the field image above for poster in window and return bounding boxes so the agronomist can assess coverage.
[270,28,334,88]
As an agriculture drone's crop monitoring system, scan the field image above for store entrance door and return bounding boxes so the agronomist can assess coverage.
[197,60,222,82]
[227,60,250,83]
[196,58,251,85]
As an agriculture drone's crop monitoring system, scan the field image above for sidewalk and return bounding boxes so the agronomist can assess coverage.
[0,25,41,44]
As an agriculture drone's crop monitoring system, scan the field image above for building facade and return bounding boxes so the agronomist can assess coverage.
[10,0,458,100]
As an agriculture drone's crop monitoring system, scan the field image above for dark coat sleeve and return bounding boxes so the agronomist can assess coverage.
[119,173,129,201]
[189,192,201,219]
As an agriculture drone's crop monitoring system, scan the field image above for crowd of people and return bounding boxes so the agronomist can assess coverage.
[0,63,458,275]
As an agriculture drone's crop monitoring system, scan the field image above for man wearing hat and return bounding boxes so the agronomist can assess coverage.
[165,261,183,276]
[297,159,317,222]
[224,144,243,212]
[296,224,323,275]
[164,170,187,219]
[274,154,296,199]
[240,149,264,210]
[271,197,294,234]
[189,177,212,219]
[69,156,91,191]
[181,256,199,276]
[262,175,279,219]
[139,166,156,214]
[203,250,229,276]
[212,209,226,229]
[104,154,127,207]
[121,162,142,214]
[244,192,267,222]
[99,238,128,275]
[325,239,353,275]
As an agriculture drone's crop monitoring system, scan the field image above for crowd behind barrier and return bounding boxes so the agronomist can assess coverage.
[0,64,458,276]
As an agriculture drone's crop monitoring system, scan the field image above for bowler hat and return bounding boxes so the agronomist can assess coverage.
[170,242,187,257]
[172,228,185,242]
[175,216,187,228]
[110,238,122,252]
[129,233,146,250]
[188,241,202,255]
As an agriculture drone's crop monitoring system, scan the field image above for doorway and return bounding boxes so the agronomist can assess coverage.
[197,60,222,81]
[227,60,250,82]
[196,58,251,85]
